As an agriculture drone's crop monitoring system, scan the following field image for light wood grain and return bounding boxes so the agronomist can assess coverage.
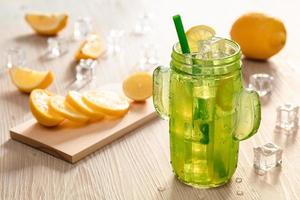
[1,0,300,199]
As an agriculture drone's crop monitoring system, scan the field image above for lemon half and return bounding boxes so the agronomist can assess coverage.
[123,72,153,101]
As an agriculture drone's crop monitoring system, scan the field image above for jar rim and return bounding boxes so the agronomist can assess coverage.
[171,38,241,76]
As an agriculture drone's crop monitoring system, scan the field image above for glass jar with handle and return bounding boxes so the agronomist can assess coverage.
[153,38,261,188]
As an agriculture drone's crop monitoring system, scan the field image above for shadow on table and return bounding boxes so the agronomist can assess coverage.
[0,89,29,112]
[0,139,74,174]
[72,117,160,163]
[63,60,80,89]
[273,127,299,148]
[242,58,278,81]
[14,34,47,49]
[249,167,282,186]
[38,50,70,62]
[165,176,236,200]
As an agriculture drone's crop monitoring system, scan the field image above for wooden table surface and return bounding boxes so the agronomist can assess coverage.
[1,0,300,199]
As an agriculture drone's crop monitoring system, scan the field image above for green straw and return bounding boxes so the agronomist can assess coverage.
[173,15,190,54]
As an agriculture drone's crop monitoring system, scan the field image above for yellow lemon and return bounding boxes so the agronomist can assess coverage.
[25,12,68,36]
[48,95,90,123]
[186,25,216,52]
[66,91,105,120]
[9,67,54,93]
[75,34,105,61]
[83,90,129,117]
[30,89,64,127]
[123,72,152,101]
[230,12,286,60]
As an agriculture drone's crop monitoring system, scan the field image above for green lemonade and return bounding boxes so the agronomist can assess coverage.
[153,38,261,188]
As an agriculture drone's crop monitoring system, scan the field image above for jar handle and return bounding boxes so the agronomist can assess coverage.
[153,66,170,120]
[234,89,261,140]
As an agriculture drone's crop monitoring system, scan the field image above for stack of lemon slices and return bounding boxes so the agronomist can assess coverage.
[30,89,130,127]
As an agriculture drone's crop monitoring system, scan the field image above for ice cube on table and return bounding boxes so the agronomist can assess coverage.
[76,59,97,81]
[134,43,159,72]
[253,143,283,175]
[132,13,152,36]
[2,47,25,71]
[276,104,299,135]
[106,29,124,56]
[46,37,69,59]
[197,37,226,60]
[142,43,159,66]
[73,17,92,41]
[67,59,97,90]
[248,73,274,97]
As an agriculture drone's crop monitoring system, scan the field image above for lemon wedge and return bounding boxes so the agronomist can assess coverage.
[30,89,64,127]
[9,67,54,93]
[186,25,216,52]
[49,95,90,123]
[83,90,129,117]
[66,91,104,120]
[25,12,68,36]
[123,72,152,101]
[75,34,105,61]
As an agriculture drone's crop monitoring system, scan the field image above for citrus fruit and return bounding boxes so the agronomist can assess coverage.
[83,90,129,117]
[9,67,54,93]
[230,12,286,60]
[234,90,261,140]
[123,72,152,101]
[25,12,68,36]
[48,95,89,123]
[29,89,64,127]
[186,25,216,52]
[66,91,104,120]
[75,34,105,61]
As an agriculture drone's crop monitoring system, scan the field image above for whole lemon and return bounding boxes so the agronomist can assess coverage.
[230,12,286,60]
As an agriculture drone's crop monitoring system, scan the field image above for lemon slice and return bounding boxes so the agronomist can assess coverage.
[49,95,89,123]
[75,34,105,61]
[186,25,216,52]
[25,12,68,36]
[234,90,261,140]
[83,90,129,117]
[9,67,54,93]
[30,89,64,127]
[123,72,152,101]
[66,91,104,120]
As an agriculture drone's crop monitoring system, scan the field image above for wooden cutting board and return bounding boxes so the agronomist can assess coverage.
[10,85,157,163]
